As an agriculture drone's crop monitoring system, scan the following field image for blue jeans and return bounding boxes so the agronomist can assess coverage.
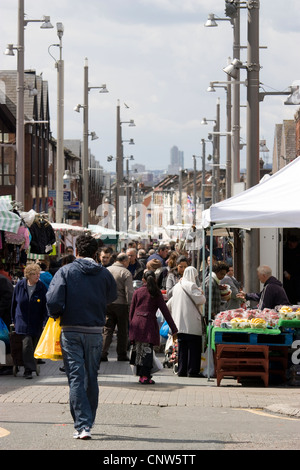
[60,331,102,431]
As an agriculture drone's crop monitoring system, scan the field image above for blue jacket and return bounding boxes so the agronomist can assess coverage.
[46,258,117,329]
[147,253,166,267]
[11,278,48,337]
[39,271,53,290]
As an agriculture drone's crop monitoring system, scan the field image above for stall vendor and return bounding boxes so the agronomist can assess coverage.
[237,265,290,310]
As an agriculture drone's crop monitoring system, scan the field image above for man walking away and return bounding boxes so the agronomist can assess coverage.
[101,253,134,362]
[46,234,117,440]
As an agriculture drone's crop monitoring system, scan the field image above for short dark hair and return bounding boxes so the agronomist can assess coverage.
[158,244,168,252]
[75,234,98,258]
[176,255,189,265]
[61,254,76,266]
[212,261,229,274]
[101,246,113,254]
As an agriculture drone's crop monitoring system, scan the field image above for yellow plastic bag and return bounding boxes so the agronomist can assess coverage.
[34,317,62,361]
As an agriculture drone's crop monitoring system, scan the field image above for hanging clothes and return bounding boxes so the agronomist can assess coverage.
[29,216,56,254]
[4,225,30,250]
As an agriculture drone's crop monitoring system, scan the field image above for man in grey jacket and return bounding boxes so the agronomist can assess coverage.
[101,253,134,362]
[46,234,117,440]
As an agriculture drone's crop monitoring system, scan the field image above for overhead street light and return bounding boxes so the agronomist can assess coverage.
[115,100,136,231]
[89,84,109,94]
[223,58,246,79]
[201,117,216,125]
[207,79,247,92]
[201,99,220,203]
[5,0,53,207]
[204,13,233,27]
[74,58,109,227]
[204,4,248,193]
[259,84,300,104]
[89,131,99,141]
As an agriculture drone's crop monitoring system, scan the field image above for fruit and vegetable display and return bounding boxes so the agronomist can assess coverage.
[213,305,300,329]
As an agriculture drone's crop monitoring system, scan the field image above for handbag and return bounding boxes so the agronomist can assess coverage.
[0,318,9,344]
[180,284,207,332]
[34,317,62,361]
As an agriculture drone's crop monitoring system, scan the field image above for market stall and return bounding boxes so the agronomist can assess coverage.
[0,199,25,278]
[88,224,120,248]
[210,306,299,386]
[0,202,88,278]
[200,156,300,385]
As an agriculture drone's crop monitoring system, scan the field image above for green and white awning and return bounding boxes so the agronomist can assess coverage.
[0,196,21,233]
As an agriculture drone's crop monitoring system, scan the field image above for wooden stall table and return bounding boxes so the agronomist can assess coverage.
[212,327,293,387]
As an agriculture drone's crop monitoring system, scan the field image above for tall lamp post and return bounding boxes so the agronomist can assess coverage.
[205,3,246,191]
[5,0,53,207]
[55,22,64,224]
[115,100,135,231]
[207,74,232,198]
[201,99,220,203]
[125,155,134,230]
[245,0,260,292]
[74,58,108,227]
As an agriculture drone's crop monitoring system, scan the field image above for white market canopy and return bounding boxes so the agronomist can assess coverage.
[88,224,120,240]
[51,223,87,234]
[202,156,300,229]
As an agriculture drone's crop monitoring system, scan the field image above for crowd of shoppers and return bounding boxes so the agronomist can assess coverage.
[0,234,292,440]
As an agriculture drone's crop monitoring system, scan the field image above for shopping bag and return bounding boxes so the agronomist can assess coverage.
[0,318,9,344]
[200,347,215,378]
[151,351,163,374]
[34,317,62,361]
[159,320,170,339]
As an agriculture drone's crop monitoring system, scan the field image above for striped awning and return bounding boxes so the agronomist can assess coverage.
[0,197,21,233]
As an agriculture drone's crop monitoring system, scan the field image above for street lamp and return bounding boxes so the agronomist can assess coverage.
[223,58,246,79]
[168,187,175,226]
[207,76,232,198]
[5,0,53,207]
[54,22,64,224]
[201,117,216,126]
[204,13,233,27]
[74,58,108,227]
[89,131,99,141]
[125,155,134,228]
[115,100,136,231]
[202,99,220,203]
[205,3,247,191]
[244,0,260,293]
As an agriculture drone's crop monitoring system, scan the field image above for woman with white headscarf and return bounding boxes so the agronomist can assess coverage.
[167,266,206,377]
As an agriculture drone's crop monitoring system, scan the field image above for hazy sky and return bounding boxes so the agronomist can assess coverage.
[0,0,299,174]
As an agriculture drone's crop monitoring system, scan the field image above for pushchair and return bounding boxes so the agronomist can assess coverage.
[163,334,178,374]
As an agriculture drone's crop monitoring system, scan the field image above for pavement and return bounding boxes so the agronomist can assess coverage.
[0,338,300,419]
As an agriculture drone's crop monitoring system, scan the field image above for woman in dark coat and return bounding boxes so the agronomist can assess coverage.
[11,263,48,378]
[129,270,178,384]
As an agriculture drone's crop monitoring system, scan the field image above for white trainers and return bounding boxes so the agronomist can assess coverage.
[73,428,91,440]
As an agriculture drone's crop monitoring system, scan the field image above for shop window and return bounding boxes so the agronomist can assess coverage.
[0,133,15,186]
